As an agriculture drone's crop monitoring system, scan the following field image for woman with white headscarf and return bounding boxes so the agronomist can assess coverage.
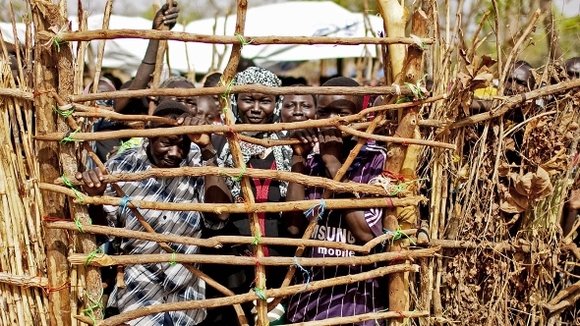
[202,67,291,325]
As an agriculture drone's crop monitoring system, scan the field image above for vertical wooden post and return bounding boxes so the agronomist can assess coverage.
[376,2,429,324]
[219,1,262,324]
[31,0,103,323]
[31,3,71,326]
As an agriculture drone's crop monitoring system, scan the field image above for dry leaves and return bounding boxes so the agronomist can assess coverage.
[500,166,553,213]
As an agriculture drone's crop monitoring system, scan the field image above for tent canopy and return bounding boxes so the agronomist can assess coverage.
[2,1,384,75]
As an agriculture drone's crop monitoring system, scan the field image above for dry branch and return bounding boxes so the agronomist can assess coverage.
[70,248,437,268]
[498,9,541,90]
[284,310,429,326]
[451,79,580,128]
[55,166,398,196]
[47,221,417,254]
[0,272,48,288]
[35,96,446,142]
[430,239,531,253]
[69,84,417,102]
[337,124,455,149]
[40,29,432,46]
[0,88,34,100]
[216,1,259,323]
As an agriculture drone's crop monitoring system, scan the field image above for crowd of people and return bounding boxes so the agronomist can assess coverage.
[71,5,396,326]
[2,3,570,326]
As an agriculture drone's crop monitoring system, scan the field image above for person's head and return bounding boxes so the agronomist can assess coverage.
[505,60,534,95]
[147,100,192,168]
[203,71,222,87]
[233,66,282,125]
[202,71,222,114]
[316,77,362,122]
[565,57,580,79]
[155,76,197,113]
[281,84,316,123]
[4,41,21,82]
[84,77,116,108]
[195,95,219,123]
[237,58,256,73]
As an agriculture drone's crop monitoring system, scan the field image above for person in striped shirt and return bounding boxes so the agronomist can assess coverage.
[77,100,230,325]
[286,77,388,325]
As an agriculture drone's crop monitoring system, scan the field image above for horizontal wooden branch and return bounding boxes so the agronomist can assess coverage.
[68,85,420,102]
[40,182,425,213]
[0,88,34,101]
[284,310,429,326]
[47,221,416,254]
[337,124,456,150]
[451,79,580,129]
[36,94,446,142]
[71,103,176,124]
[0,272,48,288]
[70,247,436,267]
[56,166,399,196]
[97,263,420,326]
[45,29,432,46]
[431,239,531,253]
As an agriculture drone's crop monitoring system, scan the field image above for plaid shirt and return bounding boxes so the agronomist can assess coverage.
[287,143,388,325]
[103,140,223,325]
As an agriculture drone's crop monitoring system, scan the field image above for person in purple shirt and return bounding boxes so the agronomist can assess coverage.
[285,76,388,325]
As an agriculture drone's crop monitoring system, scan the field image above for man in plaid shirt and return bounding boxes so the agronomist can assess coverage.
[78,100,230,325]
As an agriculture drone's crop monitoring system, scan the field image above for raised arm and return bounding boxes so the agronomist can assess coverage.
[114,4,179,113]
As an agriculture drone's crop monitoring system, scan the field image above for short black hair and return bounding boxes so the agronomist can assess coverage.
[320,76,363,111]
[513,60,532,70]
[321,76,360,87]
[511,60,535,86]
[565,57,580,78]
[152,99,190,118]
[203,72,222,87]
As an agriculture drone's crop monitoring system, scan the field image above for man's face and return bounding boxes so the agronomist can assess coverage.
[281,94,316,123]
[158,81,197,113]
[95,81,116,108]
[505,65,533,95]
[149,134,189,168]
[158,96,197,114]
[315,94,359,120]
[196,95,219,123]
[236,92,277,124]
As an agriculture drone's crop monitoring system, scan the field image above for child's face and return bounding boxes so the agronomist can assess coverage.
[315,94,360,120]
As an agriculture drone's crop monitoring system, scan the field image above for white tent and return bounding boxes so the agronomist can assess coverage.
[0,22,27,46]
[2,2,385,75]
[183,1,384,69]
[68,14,193,75]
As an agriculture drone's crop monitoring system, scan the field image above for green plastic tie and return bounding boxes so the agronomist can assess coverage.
[61,174,85,203]
[74,217,84,233]
[252,233,262,246]
[54,104,75,118]
[169,252,177,266]
[233,163,247,182]
[383,227,416,246]
[220,78,235,114]
[82,289,104,324]
[404,82,425,100]
[85,248,103,266]
[60,127,81,144]
[253,287,267,301]
[235,33,252,47]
